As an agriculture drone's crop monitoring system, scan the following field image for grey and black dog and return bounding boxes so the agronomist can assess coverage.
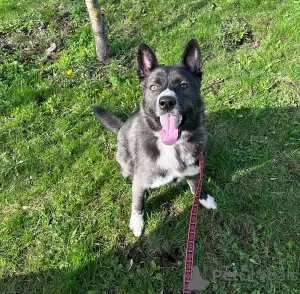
[93,39,217,237]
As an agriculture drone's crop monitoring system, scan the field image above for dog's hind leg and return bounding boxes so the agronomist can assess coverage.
[199,190,217,210]
[129,178,145,237]
[186,177,217,210]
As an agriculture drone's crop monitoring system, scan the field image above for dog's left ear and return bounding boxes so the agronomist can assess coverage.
[137,43,158,81]
[181,39,203,76]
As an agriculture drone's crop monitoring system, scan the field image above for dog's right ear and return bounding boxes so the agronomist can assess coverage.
[137,43,158,81]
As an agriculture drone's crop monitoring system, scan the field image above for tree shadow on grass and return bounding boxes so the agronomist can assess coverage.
[1,106,299,293]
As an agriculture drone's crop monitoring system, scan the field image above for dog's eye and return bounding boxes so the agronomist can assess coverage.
[150,85,157,91]
[180,82,189,89]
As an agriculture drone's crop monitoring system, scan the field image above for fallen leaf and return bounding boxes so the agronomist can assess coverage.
[251,40,260,49]
[128,259,133,270]
[45,43,57,55]
[211,3,217,10]
[250,258,258,264]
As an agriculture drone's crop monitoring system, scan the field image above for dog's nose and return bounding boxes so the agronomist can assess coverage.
[159,96,176,111]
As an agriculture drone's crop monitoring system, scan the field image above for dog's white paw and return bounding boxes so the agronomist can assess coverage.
[129,211,144,237]
[200,194,217,210]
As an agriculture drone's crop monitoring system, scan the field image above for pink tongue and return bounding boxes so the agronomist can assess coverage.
[159,114,179,145]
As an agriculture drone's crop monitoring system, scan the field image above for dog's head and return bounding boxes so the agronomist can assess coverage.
[137,39,203,145]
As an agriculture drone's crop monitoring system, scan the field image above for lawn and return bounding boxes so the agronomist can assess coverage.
[0,0,299,293]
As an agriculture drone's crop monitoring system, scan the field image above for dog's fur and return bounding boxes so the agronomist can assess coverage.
[93,39,217,236]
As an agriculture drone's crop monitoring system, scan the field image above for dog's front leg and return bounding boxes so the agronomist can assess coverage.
[129,178,145,237]
[186,176,217,210]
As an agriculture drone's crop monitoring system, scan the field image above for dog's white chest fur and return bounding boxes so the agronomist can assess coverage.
[156,140,180,170]
[150,138,199,188]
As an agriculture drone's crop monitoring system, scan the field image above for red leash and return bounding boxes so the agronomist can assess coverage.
[183,152,204,293]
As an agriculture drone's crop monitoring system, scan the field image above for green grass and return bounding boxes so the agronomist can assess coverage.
[0,0,299,293]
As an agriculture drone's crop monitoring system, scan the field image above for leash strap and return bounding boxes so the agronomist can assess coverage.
[183,152,204,293]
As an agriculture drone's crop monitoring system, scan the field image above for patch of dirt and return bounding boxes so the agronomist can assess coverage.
[126,245,183,267]
[268,77,300,93]
[35,95,47,105]
[220,18,253,51]
[0,4,73,68]
[153,247,183,267]
[205,78,227,96]
[127,246,147,264]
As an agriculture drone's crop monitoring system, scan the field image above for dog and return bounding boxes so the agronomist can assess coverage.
[93,39,217,237]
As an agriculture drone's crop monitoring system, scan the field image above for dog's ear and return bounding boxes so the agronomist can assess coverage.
[181,39,203,76]
[137,43,158,81]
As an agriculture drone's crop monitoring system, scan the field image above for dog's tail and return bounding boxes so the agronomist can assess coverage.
[92,106,124,134]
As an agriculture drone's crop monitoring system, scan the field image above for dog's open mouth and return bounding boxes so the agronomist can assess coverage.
[159,114,182,145]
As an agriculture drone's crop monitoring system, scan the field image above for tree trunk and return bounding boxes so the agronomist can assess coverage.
[85,0,108,63]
